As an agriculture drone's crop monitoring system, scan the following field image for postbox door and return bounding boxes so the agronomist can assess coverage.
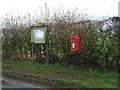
[76,39,80,50]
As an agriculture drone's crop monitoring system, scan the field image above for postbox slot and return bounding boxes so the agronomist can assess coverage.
[71,38,76,39]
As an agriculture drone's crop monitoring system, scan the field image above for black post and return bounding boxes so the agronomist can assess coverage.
[32,43,34,62]
[46,42,48,65]
[46,27,49,65]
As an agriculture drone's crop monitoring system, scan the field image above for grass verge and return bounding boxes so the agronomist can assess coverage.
[2,59,119,88]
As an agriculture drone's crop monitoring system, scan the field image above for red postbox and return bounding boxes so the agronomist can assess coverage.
[70,35,80,51]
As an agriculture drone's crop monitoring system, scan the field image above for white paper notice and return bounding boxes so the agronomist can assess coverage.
[35,30,44,38]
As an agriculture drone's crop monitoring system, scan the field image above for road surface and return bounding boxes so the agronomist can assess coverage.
[2,76,48,89]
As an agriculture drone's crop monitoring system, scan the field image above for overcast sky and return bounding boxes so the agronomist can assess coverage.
[0,0,119,20]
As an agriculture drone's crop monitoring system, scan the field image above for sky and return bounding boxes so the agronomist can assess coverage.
[0,0,119,20]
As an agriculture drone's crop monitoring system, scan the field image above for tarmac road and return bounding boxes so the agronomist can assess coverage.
[2,76,48,89]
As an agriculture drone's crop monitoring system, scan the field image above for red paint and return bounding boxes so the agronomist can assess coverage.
[70,35,80,51]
